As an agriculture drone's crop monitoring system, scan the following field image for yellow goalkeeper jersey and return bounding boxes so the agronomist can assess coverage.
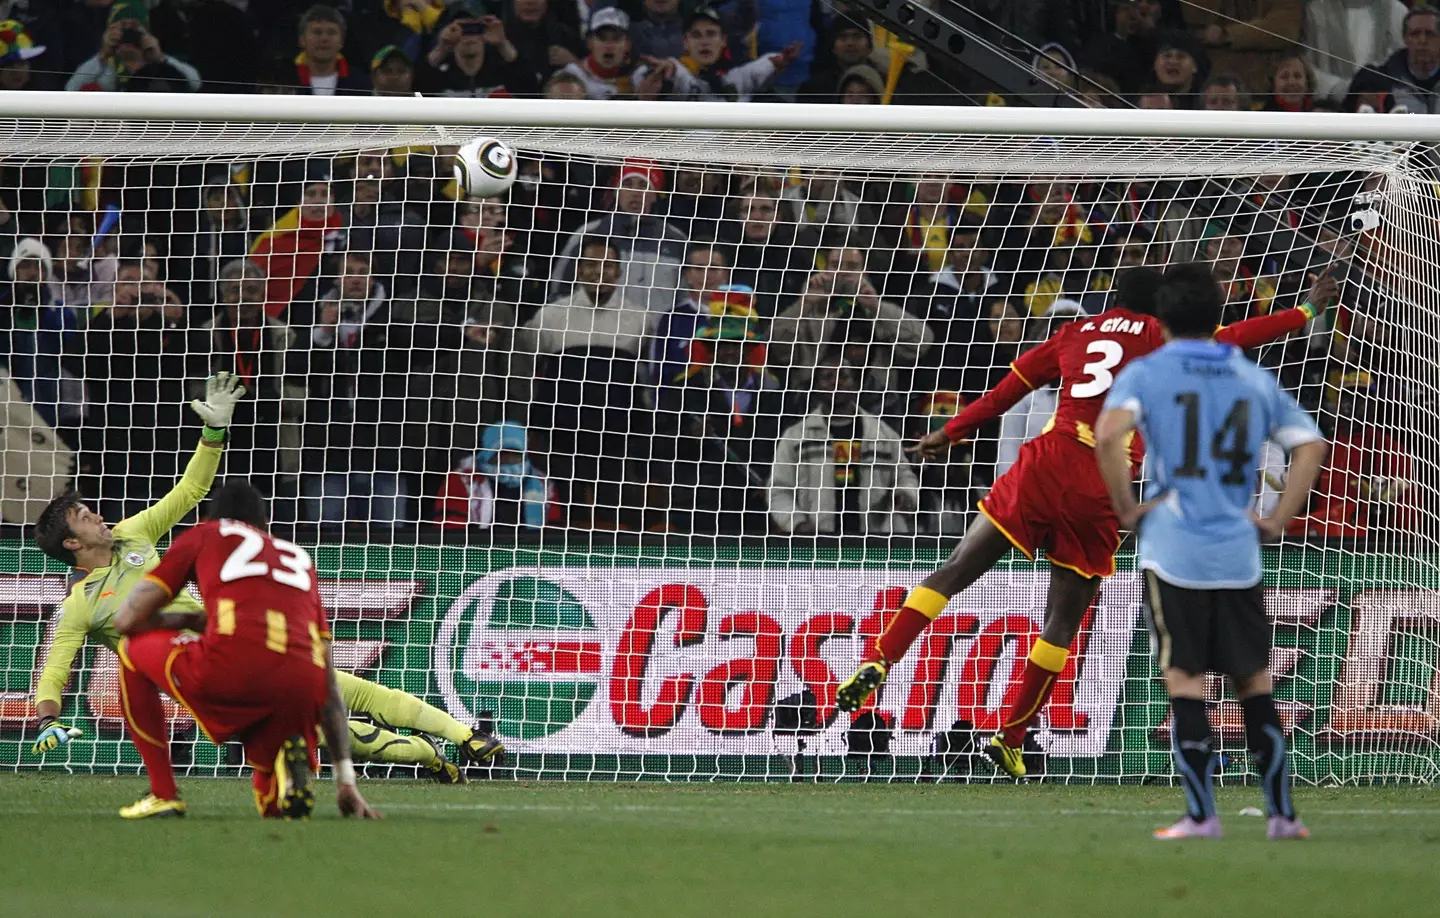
[33,440,223,709]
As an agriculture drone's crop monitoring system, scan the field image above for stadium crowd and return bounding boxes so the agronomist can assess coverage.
[0,0,1430,539]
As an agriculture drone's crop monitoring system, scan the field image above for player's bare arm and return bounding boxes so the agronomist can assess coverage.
[1095,406,1151,530]
[1256,439,1327,541]
[113,579,172,637]
[321,646,381,820]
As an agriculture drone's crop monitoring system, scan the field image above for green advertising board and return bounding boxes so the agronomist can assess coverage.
[1,541,1436,784]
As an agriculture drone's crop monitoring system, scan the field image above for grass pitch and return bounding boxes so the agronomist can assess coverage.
[2,775,1437,917]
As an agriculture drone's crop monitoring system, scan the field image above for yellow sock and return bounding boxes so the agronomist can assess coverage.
[346,720,439,766]
[336,671,473,744]
[1029,638,1069,673]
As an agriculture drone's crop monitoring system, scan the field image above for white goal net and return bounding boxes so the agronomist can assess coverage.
[1,98,1437,784]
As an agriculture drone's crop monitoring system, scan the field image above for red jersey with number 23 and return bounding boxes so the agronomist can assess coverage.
[144,518,330,670]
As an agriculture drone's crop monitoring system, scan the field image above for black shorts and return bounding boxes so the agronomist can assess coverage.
[1142,570,1270,678]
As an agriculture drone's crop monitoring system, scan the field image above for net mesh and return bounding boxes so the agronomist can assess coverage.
[0,115,1437,784]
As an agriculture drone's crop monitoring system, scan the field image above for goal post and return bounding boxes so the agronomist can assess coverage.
[0,93,1437,784]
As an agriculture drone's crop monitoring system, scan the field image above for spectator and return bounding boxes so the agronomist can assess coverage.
[1032,41,1079,90]
[380,0,447,62]
[629,0,686,60]
[1287,371,1419,539]
[249,171,343,320]
[1136,81,1174,108]
[835,63,884,104]
[370,44,415,95]
[1203,224,1277,323]
[890,176,990,281]
[633,7,800,102]
[768,244,933,398]
[281,4,367,96]
[648,243,737,388]
[296,249,414,527]
[1081,0,1163,92]
[346,168,428,281]
[149,0,257,93]
[193,179,252,308]
[780,171,870,237]
[995,300,1086,476]
[435,420,560,530]
[798,19,871,101]
[2,238,83,431]
[666,166,729,241]
[187,259,303,496]
[716,183,818,316]
[754,0,817,98]
[0,19,45,91]
[1077,69,1124,107]
[1200,72,1249,110]
[515,237,654,523]
[453,193,543,308]
[504,0,582,86]
[1260,54,1316,111]
[391,240,518,465]
[418,10,539,97]
[66,1,202,92]
[1151,30,1205,107]
[659,309,787,534]
[550,160,687,315]
[966,296,1029,396]
[561,7,634,98]
[1347,6,1440,115]
[1305,0,1406,102]
[769,356,920,536]
[1192,0,1303,94]
[908,217,1004,397]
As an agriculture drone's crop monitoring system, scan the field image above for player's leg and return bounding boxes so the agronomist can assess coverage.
[243,673,326,820]
[347,720,465,783]
[336,671,503,765]
[1224,585,1306,839]
[1146,573,1222,840]
[835,511,1015,712]
[984,565,1101,779]
[115,633,189,818]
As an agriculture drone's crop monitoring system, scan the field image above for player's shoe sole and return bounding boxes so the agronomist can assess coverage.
[983,734,1028,780]
[836,661,889,713]
[458,729,505,766]
[275,735,315,821]
[118,794,187,819]
[1154,816,1222,839]
[423,738,467,784]
[1267,816,1310,840]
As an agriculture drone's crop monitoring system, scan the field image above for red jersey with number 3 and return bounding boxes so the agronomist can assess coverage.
[144,518,330,669]
[1007,308,1163,448]
[942,305,1309,451]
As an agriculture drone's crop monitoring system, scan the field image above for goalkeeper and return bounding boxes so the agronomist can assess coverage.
[29,373,502,782]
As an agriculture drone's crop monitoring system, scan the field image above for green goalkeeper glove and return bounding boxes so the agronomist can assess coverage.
[31,716,82,756]
[190,371,247,442]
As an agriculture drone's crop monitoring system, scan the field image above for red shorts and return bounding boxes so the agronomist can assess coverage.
[119,631,327,778]
[979,432,1122,579]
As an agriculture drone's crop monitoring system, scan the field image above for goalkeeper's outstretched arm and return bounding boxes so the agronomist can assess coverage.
[113,372,246,545]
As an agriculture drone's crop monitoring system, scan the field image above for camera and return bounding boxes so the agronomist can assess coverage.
[459,19,487,35]
[1350,191,1383,233]
[120,26,145,46]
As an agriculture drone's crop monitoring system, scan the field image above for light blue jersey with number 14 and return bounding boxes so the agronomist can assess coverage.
[1103,338,1322,589]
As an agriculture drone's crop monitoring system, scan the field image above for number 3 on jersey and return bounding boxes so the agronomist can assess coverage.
[217,522,314,591]
[1071,340,1125,398]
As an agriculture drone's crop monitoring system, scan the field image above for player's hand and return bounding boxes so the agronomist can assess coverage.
[906,429,960,462]
[31,717,82,756]
[1302,265,1340,319]
[1117,497,1160,531]
[189,371,247,430]
[337,783,382,820]
[1252,512,1287,542]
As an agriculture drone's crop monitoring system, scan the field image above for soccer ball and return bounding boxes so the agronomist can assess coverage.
[454,137,517,198]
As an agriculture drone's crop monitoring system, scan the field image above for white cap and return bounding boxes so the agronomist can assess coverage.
[589,7,630,33]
